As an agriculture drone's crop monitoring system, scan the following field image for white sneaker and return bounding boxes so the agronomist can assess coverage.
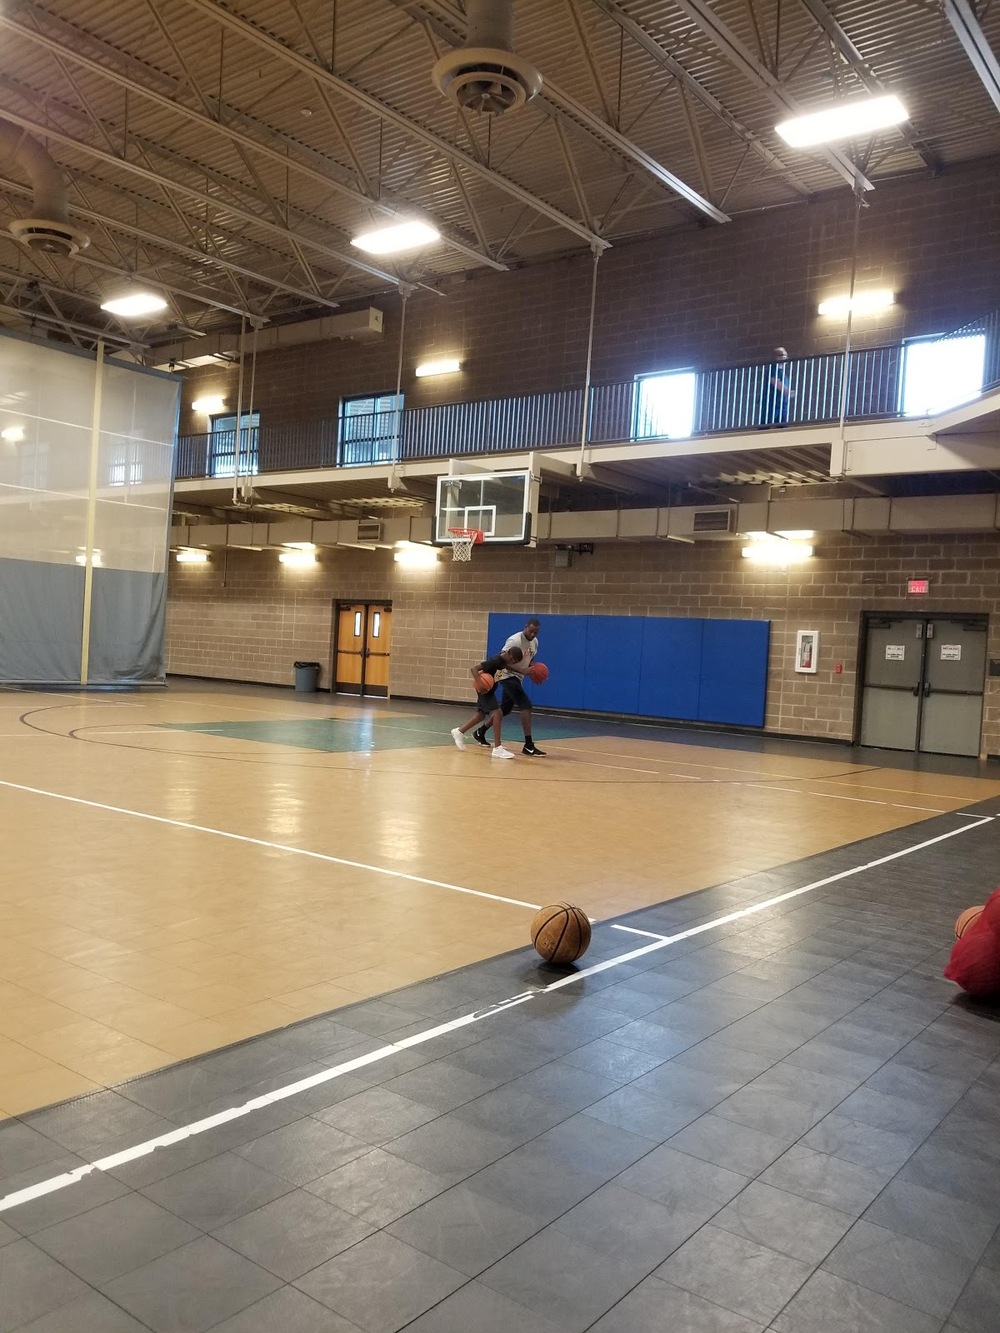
[450,728,466,749]
[491,745,515,759]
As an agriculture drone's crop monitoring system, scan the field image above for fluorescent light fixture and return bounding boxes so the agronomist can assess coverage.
[776,95,908,147]
[351,220,440,254]
[191,396,226,414]
[175,549,209,564]
[75,548,103,566]
[100,290,168,318]
[818,289,895,318]
[281,542,316,550]
[1,426,24,442]
[278,550,317,567]
[393,542,439,568]
[415,358,461,378]
[741,540,814,566]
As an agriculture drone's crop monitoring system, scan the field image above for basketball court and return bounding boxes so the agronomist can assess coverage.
[2,680,999,1118]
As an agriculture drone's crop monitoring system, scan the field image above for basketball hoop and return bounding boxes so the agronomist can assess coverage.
[447,527,484,562]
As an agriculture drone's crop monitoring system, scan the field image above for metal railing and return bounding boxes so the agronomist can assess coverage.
[174,308,999,479]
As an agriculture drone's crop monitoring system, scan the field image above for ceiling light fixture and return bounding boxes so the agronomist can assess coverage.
[415,358,461,378]
[818,289,896,318]
[1,426,24,442]
[191,397,226,414]
[351,220,440,254]
[175,549,209,564]
[100,290,168,318]
[776,95,908,147]
[76,548,103,566]
[278,550,317,567]
[741,538,814,566]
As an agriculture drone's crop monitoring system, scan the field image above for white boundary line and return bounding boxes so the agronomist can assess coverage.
[0,779,541,913]
[0,813,990,1217]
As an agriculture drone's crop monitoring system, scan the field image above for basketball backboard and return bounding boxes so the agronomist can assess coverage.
[435,469,537,545]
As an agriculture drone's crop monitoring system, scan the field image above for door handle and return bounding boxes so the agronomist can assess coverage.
[923,679,931,697]
[911,682,920,696]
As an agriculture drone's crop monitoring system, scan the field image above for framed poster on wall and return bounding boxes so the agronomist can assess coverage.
[795,629,819,673]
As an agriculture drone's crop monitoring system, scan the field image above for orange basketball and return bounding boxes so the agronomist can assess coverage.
[474,671,494,695]
[955,905,985,939]
[531,902,591,965]
[527,661,549,684]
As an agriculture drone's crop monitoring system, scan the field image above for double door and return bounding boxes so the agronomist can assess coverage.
[334,602,392,697]
[858,616,986,756]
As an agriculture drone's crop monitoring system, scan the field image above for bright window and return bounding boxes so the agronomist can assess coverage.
[901,334,986,417]
[633,371,697,440]
[339,393,403,465]
[209,411,259,477]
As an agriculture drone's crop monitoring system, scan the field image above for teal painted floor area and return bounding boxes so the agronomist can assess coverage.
[160,714,605,754]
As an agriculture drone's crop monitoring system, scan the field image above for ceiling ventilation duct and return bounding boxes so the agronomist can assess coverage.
[432,0,542,115]
[0,120,89,257]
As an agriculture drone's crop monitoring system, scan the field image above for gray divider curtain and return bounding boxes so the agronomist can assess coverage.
[0,330,179,686]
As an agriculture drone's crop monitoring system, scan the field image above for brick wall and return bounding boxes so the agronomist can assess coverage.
[166,532,1000,757]
[179,160,1000,435]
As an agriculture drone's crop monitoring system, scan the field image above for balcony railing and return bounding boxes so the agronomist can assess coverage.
[175,308,999,480]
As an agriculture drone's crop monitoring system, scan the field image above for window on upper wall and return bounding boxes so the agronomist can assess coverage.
[209,411,260,477]
[338,393,403,466]
[900,333,986,417]
[108,436,143,487]
[632,370,698,441]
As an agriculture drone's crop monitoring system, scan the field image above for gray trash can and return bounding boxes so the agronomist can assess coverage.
[293,660,320,692]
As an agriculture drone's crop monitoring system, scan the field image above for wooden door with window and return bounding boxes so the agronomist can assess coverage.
[334,602,392,697]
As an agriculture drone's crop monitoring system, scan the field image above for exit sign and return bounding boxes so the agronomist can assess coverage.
[907,578,930,596]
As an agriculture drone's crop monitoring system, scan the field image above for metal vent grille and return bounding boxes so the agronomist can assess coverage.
[692,509,734,533]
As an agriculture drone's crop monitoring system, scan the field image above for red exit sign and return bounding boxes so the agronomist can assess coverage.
[907,578,930,596]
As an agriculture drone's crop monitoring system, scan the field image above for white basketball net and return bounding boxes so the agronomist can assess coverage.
[448,529,481,562]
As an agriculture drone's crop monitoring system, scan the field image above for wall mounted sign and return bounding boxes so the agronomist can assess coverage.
[941,644,962,661]
[907,578,930,595]
[885,644,905,661]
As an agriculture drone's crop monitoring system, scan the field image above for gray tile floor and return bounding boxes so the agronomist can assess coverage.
[2,803,1000,1331]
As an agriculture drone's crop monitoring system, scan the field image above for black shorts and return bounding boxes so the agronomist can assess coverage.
[475,689,500,715]
[499,677,531,712]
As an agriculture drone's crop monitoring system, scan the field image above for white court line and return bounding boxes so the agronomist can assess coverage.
[743,782,952,815]
[610,924,669,940]
[0,812,990,1217]
[0,779,541,913]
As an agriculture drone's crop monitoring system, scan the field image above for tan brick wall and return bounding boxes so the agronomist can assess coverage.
[178,160,1000,436]
[166,532,1000,755]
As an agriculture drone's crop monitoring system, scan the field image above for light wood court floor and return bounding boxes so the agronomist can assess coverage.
[1,682,999,1117]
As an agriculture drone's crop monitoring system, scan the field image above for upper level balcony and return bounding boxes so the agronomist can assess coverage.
[174,309,1000,509]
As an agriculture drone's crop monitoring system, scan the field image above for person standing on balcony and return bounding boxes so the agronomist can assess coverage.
[472,617,546,756]
[760,346,794,428]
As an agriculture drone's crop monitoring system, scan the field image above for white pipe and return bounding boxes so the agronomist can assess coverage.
[0,118,68,222]
[466,0,515,50]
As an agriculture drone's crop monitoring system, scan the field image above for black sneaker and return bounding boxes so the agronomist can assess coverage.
[472,726,490,746]
[522,742,546,756]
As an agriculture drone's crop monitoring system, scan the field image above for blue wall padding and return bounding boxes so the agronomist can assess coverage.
[697,618,770,726]
[636,616,704,720]
[582,616,643,714]
[486,613,769,728]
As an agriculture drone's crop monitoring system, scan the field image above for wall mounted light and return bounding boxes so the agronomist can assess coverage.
[393,542,439,568]
[776,95,908,147]
[818,290,895,318]
[415,358,461,378]
[75,548,103,566]
[100,289,168,318]
[175,549,209,564]
[741,536,814,566]
[191,396,226,414]
[1,426,24,442]
[278,549,317,567]
[351,220,440,254]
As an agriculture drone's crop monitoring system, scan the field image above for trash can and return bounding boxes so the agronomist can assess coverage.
[293,661,320,693]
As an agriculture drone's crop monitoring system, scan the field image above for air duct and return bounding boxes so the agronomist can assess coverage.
[432,0,542,116]
[0,119,89,257]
